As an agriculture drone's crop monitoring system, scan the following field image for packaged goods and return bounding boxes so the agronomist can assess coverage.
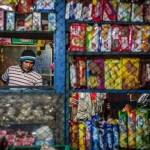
[86,24,100,52]
[79,122,86,150]
[87,59,104,89]
[118,111,128,149]
[122,58,140,90]
[100,24,112,52]
[136,108,149,149]
[68,23,86,51]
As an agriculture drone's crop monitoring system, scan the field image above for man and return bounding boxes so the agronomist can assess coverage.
[0,49,43,87]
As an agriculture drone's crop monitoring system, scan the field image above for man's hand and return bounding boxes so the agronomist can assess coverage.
[0,80,4,86]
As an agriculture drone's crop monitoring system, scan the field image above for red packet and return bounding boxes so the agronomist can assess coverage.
[103,0,116,21]
[91,0,104,22]
[69,23,86,51]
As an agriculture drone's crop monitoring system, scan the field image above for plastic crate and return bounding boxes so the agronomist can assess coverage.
[8,145,71,150]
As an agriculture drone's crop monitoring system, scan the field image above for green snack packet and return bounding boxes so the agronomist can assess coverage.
[136,108,149,150]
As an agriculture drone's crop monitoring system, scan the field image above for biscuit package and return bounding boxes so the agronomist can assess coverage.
[87,59,104,89]
[105,59,122,90]
[136,108,149,150]
[81,0,92,21]
[139,60,150,89]
[112,25,132,52]
[101,24,112,52]
[76,57,86,89]
[141,25,150,52]
[122,58,140,90]
[86,24,100,52]
[69,23,86,51]
[91,0,104,22]
[131,25,142,52]
[144,4,150,23]
[117,3,131,22]
[102,0,117,21]
[131,3,143,22]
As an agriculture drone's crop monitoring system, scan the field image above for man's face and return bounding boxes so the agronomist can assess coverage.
[22,60,34,72]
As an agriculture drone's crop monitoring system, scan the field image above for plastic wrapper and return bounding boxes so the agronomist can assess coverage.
[92,115,100,150]
[86,24,100,52]
[68,23,86,52]
[139,60,150,89]
[99,122,104,150]
[144,4,150,23]
[141,25,150,52]
[79,122,86,150]
[17,0,33,13]
[105,59,122,90]
[87,59,104,89]
[100,24,111,52]
[102,0,117,21]
[122,58,140,90]
[81,0,92,21]
[0,9,4,30]
[117,3,131,22]
[69,120,79,149]
[48,13,56,31]
[91,0,104,22]
[69,58,77,89]
[75,93,92,121]
[112,124,119,150]
[131,25,142,52]
[76,57,86,89]
[33,12,42,31]
[34,0,56,12]
[104,123,113,150]
[112,25,132,52]
[6,11,15,31]
[131,3,143,22]
[136,108,149,149]
[118,111,127,149]
[84,120,92,150]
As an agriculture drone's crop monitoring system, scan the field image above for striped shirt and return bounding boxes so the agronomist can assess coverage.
[1,65,43,86]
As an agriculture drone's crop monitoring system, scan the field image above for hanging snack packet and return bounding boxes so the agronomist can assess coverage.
[74,0,82,20]
[69,23,86,51]
[131,25,142,52]
[141,25,150,52]
[136,108,149,150]
[69,120,79,150]
[117,3,131,22]
[118,111,128,149]
[104,122,113,150]
[0,9,4,30]
[112,124,119,150]
[86,24,100,52]
[6,12,15,31]
[102,0,116,21]
[101,24,111,52]
[79,122,86,150]
[131,3,143,22]
[85,120,92,150]
[91,0,104,22]
[99,121,105,150]
[32,12,42,31]
[87,59,104,89]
